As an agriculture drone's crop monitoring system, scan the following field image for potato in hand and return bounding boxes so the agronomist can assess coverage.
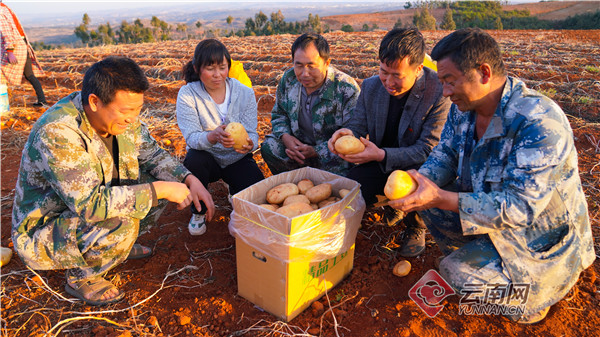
[225,122,250,150]
[384,170,418,200]
[334,135,365,155]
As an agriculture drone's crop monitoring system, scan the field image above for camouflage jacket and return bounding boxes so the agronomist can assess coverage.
[270,66,360,173]
[420,77,595,315]
[12,92,190,270]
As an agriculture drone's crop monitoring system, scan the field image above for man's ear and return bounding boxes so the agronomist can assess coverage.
[479,63,492,84]
[324,58,331,68]
[87,94,100,112]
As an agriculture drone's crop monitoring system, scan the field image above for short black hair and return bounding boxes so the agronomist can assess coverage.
[182,39,232,83]
[291,33,330,61]
[379,28,425,66]
[81,56,149,106]
[431,27,506,76]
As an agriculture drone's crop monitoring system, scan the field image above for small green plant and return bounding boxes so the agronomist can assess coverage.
[576,96,592,105]
[539,88,557,98]
[335,289,346,302]
[584,65,600,73]
[508,50,519,56]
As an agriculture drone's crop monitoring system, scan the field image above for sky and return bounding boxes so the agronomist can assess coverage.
[6,0,382,16]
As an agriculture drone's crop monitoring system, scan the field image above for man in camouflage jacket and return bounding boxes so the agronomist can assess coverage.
[261,33,360,176]
[390,29,594,323]
[12,57,214,305]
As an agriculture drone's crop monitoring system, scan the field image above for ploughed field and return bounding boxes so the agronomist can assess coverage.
[1,30,599,337]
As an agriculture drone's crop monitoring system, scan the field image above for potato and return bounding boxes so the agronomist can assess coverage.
[259,204,279,212]
[339,189,350,198]
[0,247,12,267]
[305,183,332,203]
[393,260,411,277]
[224,122,250,150]
[297,179,314,194]
[334,135,365,155]
[310,203,319,210]
[384,170,418,200]
[266,183,299,204]
[318,199,336,208]
[283,194,310,206]
[276,202,314,218]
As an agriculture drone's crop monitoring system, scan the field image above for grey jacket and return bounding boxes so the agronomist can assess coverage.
[176,78,259,168]
[347,67,450,173]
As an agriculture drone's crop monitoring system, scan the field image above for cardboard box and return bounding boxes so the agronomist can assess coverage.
[229,167,365,321]
[236,238,355,321]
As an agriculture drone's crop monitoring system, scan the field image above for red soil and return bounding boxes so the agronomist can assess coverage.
[1,30,599,337]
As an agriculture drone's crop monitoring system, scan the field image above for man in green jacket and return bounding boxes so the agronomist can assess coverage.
[12,57,215,306]
[261,33,360,176]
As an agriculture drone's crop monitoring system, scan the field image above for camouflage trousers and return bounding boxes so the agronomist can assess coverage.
[261,134,349,176]
[419,208,511,291]
[67,173,168,281]
[66,200,167,282]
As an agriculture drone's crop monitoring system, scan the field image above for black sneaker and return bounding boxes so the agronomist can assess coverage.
[397,212,426,257]
[32,101,48,107]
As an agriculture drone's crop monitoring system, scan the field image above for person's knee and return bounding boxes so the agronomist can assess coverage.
[260,137,279,160]
[438,255,469,291]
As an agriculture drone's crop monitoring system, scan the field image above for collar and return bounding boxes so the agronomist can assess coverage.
[296,66,336,101]
[72,91,96,141]
[480,76,515,140]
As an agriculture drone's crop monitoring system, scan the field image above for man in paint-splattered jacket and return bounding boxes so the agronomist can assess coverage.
[12,57,214,306]
[261,33,360,176]
[390,28,594,323]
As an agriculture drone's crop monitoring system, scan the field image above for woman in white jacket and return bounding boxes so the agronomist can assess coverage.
[177,39,264,235]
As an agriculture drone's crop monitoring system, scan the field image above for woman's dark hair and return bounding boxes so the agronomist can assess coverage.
[182,39,232,83]
[291,33,330,61]
[81,56,149,106]
[379,28,425,66]
[431,27,506,76]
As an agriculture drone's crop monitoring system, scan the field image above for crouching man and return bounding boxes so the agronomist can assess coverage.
[12,57,215,306]
[390,28,595,323]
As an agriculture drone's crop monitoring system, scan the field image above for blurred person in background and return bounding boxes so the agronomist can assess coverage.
[0,1,47,107]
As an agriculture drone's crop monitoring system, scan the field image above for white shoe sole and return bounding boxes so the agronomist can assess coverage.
[188,223,207,236]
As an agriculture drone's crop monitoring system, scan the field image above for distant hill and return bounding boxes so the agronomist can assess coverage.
[24,2,404,45]
[321,1,599,31]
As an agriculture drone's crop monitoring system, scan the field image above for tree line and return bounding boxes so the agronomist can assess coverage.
[407,0,600,31]
[70,1,599,47]
[72,11,329,46]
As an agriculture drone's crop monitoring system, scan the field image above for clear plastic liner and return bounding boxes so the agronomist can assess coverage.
[228,167,366,263]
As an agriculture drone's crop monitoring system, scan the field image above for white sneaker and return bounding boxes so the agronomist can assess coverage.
[188,214,206,236]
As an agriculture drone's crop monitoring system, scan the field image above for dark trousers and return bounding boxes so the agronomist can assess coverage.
[347,161,424,228]
[347,161,389,205]
[183,149,264,214]
[23,52,45,103]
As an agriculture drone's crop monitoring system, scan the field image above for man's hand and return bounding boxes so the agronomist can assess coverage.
[327,128,354,155]
[207,125,235,148]
[338,137,385,165]
[184,174,215,221]
[282,134,317,164]
[151,181,191,206]
[388,170,459,213]
[7,51,18,64]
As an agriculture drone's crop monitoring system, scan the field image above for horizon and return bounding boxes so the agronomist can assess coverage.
[5,0,542,27]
